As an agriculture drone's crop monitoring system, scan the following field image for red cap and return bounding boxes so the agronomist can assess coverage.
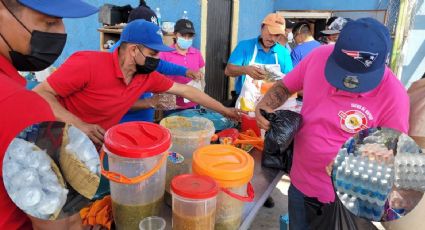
[104,122,171,159]
[171,174,219,199]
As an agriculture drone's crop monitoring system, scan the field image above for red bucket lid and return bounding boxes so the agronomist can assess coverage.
[104,122,171,158]
[171,174,219,199]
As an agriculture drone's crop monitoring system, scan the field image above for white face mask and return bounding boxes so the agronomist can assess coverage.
[287,32,294,43]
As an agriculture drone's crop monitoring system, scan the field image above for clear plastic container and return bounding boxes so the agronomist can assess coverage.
[193,145,255,230]
[215,185,248,230]
[160,116,215,203]
[171,174,218,230]
[101,122,171,230]
[139,216,166,230]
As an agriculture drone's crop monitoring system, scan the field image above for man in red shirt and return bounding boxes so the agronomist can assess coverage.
[34,19,241,145]
[0,0,97,229]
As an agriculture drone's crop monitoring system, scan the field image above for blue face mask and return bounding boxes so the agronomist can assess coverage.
[177,37,193,50]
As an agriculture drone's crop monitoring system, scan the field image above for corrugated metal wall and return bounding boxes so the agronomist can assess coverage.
[204,0,232,101]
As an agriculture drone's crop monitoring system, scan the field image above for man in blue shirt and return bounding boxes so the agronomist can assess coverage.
[225,13,293,97]
[111,5,202,123]
[225,13,292,208]
[290,22,321,67]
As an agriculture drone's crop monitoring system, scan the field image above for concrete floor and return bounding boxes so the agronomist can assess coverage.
[249,175,291,230]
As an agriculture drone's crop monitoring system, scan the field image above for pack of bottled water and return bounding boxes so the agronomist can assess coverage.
[3,138,68,220]
[333,143,394,221]
[394,134,425,191]
[334,129,425,221]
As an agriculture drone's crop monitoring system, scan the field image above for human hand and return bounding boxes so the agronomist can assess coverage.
[186,69,203,81]
[255,106,273,131]
[244,65,267,80]
[74,122,105,146]
[263,65,285,81]
[222,107,245,121]
[326,160,334,177]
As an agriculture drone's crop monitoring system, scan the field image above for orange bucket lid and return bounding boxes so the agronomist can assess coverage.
[192,144,254,188]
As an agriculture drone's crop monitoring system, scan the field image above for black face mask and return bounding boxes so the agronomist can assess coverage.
[0,1,67,71]
[135,47,160,74]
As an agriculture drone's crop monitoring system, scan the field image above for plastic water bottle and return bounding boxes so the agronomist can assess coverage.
[351,171,361,194]
[363,201,373,220]
[334,151,343,168]
[376,171,383,180]
[343,168,352,191]
[348,162,356,171]
[350,157,358,167]
[376,164,383,174]
[359,174,369,200]
[155,8,162,26]
[182,10,189,19]
[367,162,376,171]
[369,177,379,203]
[340,160,346,169]
[358,166,365,174]
[358,158,367,170]
[371,202,383,221]
[376,179,389,206]
[348,196,359,216]
[335,166,345,191]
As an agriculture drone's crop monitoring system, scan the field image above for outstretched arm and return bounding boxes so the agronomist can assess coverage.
[33,82,105,144]
[166,83,243,120]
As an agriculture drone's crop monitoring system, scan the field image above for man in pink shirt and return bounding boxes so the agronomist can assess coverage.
[160,19,205,111]
[255,18,409,229]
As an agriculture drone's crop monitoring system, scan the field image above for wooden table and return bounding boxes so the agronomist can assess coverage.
[160,149,285,230]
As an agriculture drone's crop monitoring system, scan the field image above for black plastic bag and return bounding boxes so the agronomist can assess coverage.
[304,196,378,230]
[261,109,302,173]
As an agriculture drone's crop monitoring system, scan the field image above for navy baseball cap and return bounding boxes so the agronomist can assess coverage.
[121,19,174,52]
[325,17,391,93]
[128,6,158,24]
[18,0,98,18]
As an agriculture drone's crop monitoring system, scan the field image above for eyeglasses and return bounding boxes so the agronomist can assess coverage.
[136,45,158,57]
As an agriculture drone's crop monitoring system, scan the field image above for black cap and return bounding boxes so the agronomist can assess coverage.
[128,6,158,24]
[285,19,296,29]
[174,19,195,34]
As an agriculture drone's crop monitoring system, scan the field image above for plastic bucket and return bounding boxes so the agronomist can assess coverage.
[160,116,215,204]
[192,145,255,230]
[101,122,171,230]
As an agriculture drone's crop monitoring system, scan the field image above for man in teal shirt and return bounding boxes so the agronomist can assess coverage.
[225,13,293,207]
[225,13,293,96]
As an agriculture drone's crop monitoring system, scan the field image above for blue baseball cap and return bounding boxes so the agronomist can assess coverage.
[18,0,98,18]
[121,19,174,52]
[325,17,391,93]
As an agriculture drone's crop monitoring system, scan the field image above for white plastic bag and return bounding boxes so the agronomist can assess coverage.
[183,79,205,103]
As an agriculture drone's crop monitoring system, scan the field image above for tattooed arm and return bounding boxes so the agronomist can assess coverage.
[255,80,292,130]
